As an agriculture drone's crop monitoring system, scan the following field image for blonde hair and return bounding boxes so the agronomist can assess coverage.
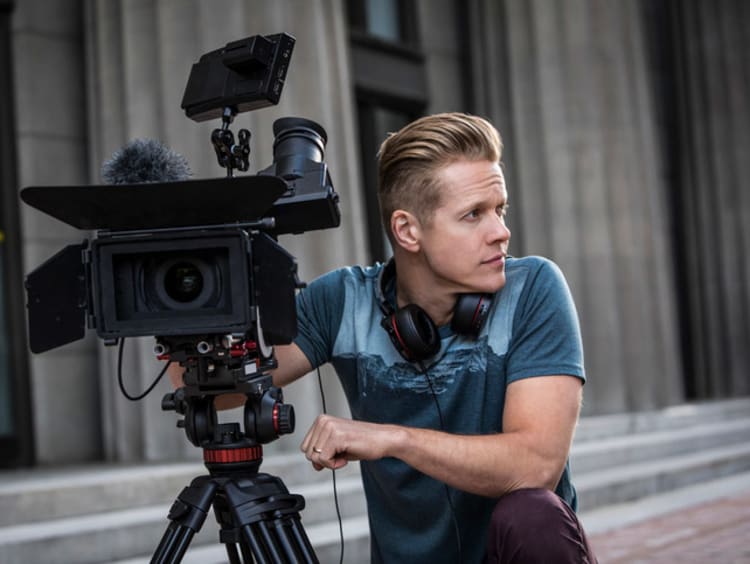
[377,112,503,239]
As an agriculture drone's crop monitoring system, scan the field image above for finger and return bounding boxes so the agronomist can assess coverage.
[300,421,316,453]
[304,432,327,461]
[309,445,330,471]
[314,443,350,471]
[304,416,336,461]
[331,457,349,470]
[301,425,324,460]
[300,415,328,456]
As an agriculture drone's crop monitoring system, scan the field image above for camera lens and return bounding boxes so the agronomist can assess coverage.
[271,117,328,180]
[164,262,204,303]
[151,256,215,311]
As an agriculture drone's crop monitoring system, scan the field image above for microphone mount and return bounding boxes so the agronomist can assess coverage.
[211,106,251,177]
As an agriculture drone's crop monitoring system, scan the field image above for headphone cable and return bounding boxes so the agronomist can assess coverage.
[418,361,463,562]
[317,367,345,564]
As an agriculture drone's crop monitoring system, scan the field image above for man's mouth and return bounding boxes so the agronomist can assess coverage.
[482,254,506,266]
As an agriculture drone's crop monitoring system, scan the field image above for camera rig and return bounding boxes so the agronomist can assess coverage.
[21,32,337,563]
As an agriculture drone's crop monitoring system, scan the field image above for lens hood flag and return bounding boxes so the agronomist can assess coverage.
[20,175,287,231]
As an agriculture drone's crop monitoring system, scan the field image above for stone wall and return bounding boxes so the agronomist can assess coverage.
[8,0,750,465]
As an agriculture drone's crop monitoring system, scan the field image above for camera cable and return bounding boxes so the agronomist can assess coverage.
[117,338,173,401]
[317,366,345,564]
[417,360,463,563]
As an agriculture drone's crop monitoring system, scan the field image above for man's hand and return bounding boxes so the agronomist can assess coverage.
[300,414,402,471]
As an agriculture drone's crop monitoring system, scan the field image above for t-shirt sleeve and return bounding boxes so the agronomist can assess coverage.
[293,269,347,369]
[505,259,585,383]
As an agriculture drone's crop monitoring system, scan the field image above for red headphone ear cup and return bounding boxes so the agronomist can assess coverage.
[452,294,492,337]
[391,304,441,361]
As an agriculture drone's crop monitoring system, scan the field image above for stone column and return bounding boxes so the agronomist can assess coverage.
[467,0,685,413]
[13,0,103,463]
[85,0,367,461]
[668,0,750,399]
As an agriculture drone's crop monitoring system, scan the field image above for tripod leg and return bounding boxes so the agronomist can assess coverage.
[151,522,195,564]
[283,518,318,563]
[234,514,317,563]
[151,476,218,564]
[254,521,288,562]
[223,542,243,564]
[265,516,317,564]
[218,532,256,564]
[214,491,281,564]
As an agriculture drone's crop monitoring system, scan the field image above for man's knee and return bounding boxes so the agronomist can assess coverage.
[491,488,567,529]
[487,488,595,563]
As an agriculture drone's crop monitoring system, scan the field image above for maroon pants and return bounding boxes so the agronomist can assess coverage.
[486,488,598,563]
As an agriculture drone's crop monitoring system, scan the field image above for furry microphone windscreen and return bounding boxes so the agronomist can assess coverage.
[101,138,192,185]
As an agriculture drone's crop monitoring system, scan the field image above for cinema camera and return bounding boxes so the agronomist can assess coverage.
[21,33,338,563]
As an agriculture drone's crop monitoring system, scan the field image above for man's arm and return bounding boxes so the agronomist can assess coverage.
[301,375,582,498]
[271,342,315,387]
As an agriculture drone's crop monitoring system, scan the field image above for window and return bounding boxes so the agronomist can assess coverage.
[347,0,418,45]
[347,0,427,262]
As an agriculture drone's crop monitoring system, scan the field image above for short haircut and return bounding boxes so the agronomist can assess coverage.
[376,112,503,240]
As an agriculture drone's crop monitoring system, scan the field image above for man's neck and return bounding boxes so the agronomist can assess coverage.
[392,255,457,327]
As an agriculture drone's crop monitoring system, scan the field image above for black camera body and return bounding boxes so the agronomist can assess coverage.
[22,33,340,361]
[88,228,298,343]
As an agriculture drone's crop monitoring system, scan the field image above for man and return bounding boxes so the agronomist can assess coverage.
[175,112,596,562]
[271,113,597,562]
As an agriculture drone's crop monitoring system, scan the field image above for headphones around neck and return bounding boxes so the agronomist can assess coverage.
[375,260,493,362]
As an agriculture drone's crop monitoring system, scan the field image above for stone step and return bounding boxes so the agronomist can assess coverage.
[574,397,750,442]
[0,452,359,528]
[575,441,750,511]
[0,474,366,564]
[570,417,750,473]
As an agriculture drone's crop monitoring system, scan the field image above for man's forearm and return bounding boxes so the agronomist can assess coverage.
[301,416,571,498]
[301,377,582,497]
[387,425,566,498]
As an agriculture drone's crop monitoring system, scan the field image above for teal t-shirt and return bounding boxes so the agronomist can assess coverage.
[294,256,585,563]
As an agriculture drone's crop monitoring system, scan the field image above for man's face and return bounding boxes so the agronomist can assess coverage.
[417,159,511,295]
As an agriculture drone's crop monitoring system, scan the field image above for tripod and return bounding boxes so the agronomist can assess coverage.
[151,422,319,564]
[152,335,320,564]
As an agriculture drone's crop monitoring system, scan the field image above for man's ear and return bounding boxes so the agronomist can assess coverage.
[390,209,421,252]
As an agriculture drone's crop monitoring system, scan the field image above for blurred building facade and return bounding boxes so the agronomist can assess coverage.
[0,0,748,468]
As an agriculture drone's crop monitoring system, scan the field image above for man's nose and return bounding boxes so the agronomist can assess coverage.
[489,216,511,243]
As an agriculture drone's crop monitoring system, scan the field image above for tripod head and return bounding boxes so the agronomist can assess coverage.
[159,332,295,469]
